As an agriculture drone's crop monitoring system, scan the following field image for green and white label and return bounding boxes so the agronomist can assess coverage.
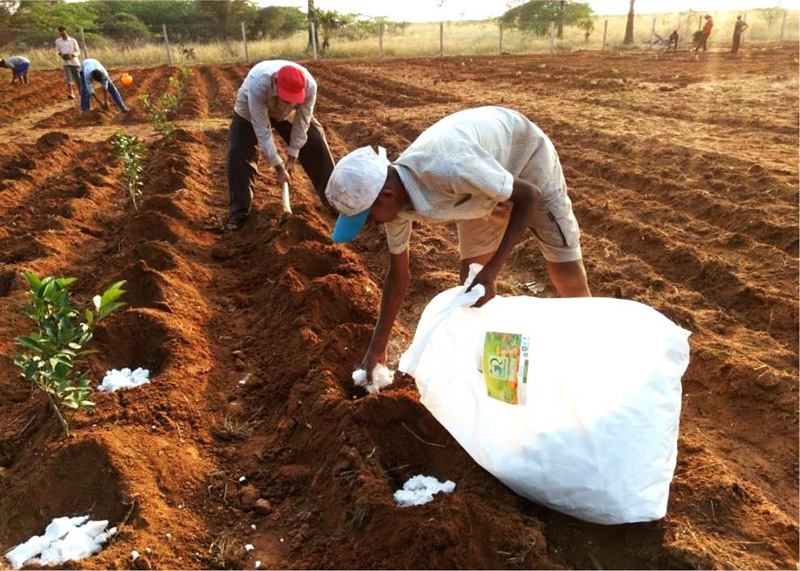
[482,332,530,405]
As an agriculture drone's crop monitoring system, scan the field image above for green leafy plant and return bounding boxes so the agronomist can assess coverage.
[111,131,146,209]
[138,93,174,135]
[14,273,126,436]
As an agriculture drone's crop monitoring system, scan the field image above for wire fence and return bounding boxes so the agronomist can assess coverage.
[7,10,799,70]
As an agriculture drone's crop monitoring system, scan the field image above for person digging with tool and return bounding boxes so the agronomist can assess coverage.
[1,56,30,84]
[79,58,129,113]
[55,26,81,100]
[325,106,591,382]
[695,15,713,52]
[225,60,335,231]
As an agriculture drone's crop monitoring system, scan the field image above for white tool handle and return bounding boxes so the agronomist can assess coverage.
[281,182,292,216]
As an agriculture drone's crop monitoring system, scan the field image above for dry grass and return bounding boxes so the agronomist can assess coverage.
[17,10,800,70]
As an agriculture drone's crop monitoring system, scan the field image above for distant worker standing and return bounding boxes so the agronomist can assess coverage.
[79,58,129,113]
[695,15,713,52]
[325,106,591,380]
[0,56,30,84]
[55,26,81,100]
[731,16,749,54]
[225,60,334,231]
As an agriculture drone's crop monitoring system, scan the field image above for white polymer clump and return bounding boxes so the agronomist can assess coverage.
[352,364,394,394]
[394,475,456,507]
[97,367,150,392]
[5,516,117,570]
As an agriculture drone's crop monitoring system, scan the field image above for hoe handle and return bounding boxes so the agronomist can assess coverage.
[281,181,292,217]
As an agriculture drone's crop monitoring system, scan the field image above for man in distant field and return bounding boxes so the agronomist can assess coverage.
[225,59,334,231]
[731,16,749,54]
[666,30,679,52]
[695,15,713,52]
[1,56,30,84]
[325,106,591,379]
[79,58,128,113]
[55,26,81,100]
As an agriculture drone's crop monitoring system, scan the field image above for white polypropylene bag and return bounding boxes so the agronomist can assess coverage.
[399,273,690,524]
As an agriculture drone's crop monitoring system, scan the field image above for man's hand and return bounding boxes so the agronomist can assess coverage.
[362,347,388,385]
[285,155,297,176]
[466,265,498,307]
[275,163,291,187]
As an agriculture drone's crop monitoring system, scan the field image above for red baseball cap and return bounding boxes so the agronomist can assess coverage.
[276,65,306,104]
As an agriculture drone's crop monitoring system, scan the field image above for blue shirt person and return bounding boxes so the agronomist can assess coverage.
[79,59,128,112]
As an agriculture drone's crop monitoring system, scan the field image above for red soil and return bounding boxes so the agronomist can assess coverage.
[0,45,797,569]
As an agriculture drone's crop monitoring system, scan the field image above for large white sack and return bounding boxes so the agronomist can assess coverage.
[399,278,690,525]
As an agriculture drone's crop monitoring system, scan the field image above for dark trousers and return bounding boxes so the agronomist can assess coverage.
[731,33,741,53]
[695,33,709,52]
[227,112,334,220]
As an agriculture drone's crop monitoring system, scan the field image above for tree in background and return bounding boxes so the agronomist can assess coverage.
[760,7,786,31]
[251,6,305,40]
[502,0,593,37]
[100,12,151,45]
[309,6,353,52]
[623,0,635,45]
[577,17,594,43]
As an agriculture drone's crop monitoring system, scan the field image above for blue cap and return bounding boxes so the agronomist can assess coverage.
[332,209,370,243]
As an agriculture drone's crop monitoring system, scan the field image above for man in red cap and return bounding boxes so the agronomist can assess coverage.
[226,60,334,230]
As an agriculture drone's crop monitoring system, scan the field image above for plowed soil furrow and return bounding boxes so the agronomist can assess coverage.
[562,151,799,254]
[177,65,210,118]
[0,71,67,121]
[0,47,797,571]
[33,66,176,128]
[205,65,240,115]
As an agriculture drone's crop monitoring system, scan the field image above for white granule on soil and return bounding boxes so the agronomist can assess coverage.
[352,364,394,394]
[97,367,150,392]
[394,475,456,507]
[5,516,116,569]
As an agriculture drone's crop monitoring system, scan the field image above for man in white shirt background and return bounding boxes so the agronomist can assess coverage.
[325,106,591,380]
[55,26,81,100]
[226,59,334,231]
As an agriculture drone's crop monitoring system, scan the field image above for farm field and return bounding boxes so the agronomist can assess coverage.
[0,45,797,569]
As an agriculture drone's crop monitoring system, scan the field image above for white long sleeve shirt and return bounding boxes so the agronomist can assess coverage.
[233,60,317,168]
[55,36,81,67]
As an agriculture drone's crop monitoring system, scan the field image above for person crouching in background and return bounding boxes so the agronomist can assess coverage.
[0,56,30,85]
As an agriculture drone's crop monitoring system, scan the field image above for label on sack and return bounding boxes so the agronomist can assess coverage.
[482,332,529,405]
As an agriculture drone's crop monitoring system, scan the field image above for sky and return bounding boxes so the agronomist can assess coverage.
[260,0,800,22]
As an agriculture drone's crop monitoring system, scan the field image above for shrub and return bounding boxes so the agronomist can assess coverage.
[15,274,126,436]
[111,131,146,208]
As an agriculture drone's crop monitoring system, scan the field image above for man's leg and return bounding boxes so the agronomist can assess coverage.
[546,259,591,297]
[106,81,127,111]
[272,117,335,208]
[227,112,259,225]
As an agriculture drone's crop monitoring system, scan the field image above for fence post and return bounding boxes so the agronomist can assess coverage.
[241,22,249,63]
[602,19,608,50]
[780,10,787,41]
[78,26,89,59]
[548,21,555,53]
[498,22,503,54]
[439,21,444,57]
[697,15,702,30]
[650,17,656,44]
[379,21,384,58]
[310,22,318,59]
[162,23,173,65]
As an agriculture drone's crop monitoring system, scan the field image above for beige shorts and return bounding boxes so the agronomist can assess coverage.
[456,181,582,263]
